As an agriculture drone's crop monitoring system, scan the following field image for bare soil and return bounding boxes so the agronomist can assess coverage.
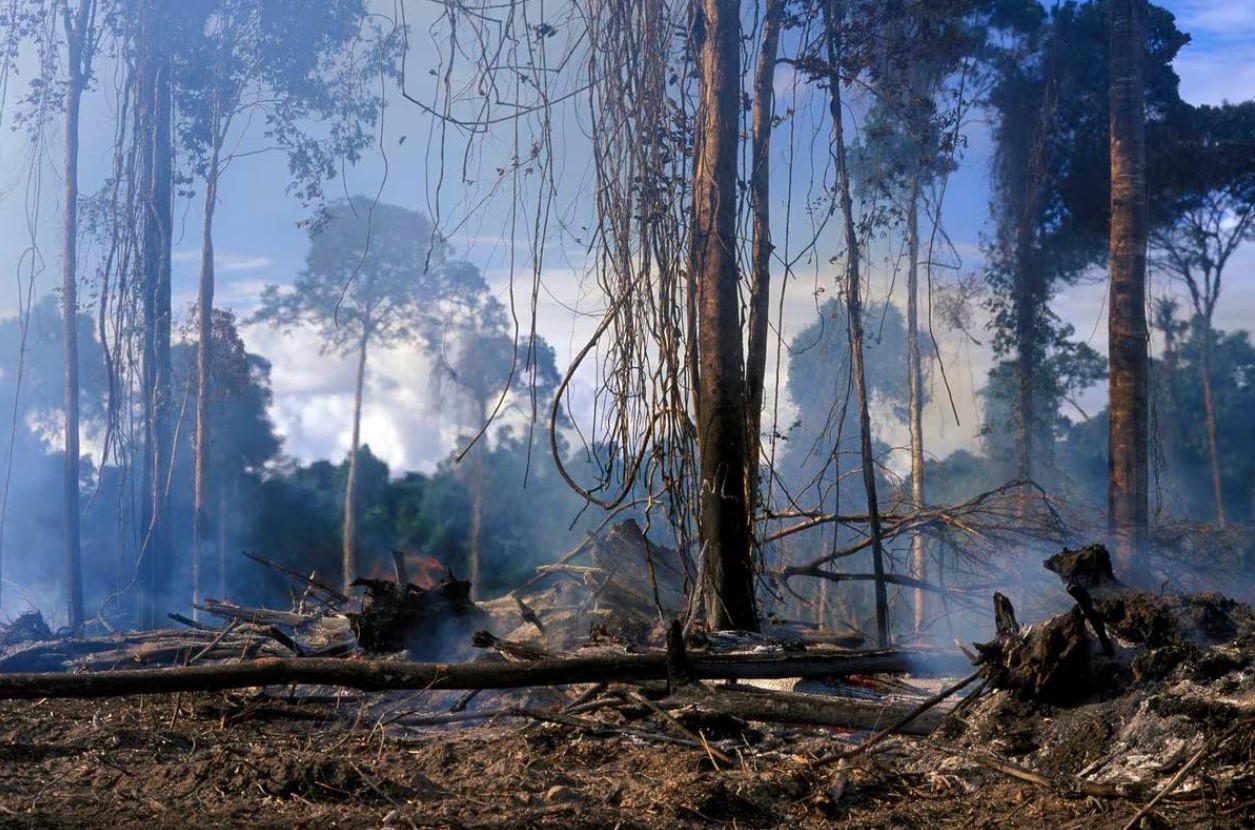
[0,689,1248,830]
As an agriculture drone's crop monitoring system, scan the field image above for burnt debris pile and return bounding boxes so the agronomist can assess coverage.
[938,543,1254,810]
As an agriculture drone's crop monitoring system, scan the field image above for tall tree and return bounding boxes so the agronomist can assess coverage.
[431,291,561,599]
[254,199,482,592]
[179,0,381,610]
[57,0,98,632]
[823,0,889,647]
[1107,0,1150,582]
[983,1,1187,488]
[135,0,175,627]
[691,0,757,632]
[744,0,785,538]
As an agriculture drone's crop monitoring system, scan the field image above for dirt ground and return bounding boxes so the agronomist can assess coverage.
[0,690,1248,830]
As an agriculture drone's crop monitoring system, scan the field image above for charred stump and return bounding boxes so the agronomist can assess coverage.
[973,544,1255,706]
[349,572,487,660]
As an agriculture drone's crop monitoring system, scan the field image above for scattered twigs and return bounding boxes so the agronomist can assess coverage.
[931,743,1145,799]
[626,687,733,766]
[1119,718,1251,830]
[807,671,981,768]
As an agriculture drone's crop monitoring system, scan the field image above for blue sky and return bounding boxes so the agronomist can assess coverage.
[0,0,1251,475]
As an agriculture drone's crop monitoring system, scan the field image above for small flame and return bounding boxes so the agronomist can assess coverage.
[407,554,446,589]
[365,551,447,589]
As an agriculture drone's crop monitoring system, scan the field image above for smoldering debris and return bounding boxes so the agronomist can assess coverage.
[933,542,1255,815]
[0,529,1249,828]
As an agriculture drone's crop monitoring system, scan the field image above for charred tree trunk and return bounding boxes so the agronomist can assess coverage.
[824,0,889,647]
[137,4,175,628]
[744,0,784,534]
[692,0,757,632]
[343,331,370,594]
[906,174,926,633]
[1107,0,1150,583]
[60,0,93,633]
[192,111,223,616]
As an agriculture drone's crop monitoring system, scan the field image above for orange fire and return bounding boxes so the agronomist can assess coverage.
[364,551,448,588]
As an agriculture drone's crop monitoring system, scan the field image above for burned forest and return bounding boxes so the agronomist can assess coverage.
[0,0,1252,828]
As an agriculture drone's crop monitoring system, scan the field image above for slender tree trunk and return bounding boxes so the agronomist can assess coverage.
[217,478,227,600]
[343,333,369,593]
[692,0,757,632]
[1198,325,1225,527]
[192,125,222,616]
[1108,0,1150,584]
[468,435,484,601]
[906,174,926,634]
[825,0,889,647]
[137,5,174,628]
[60,0,93,633]
[744,0,784,533]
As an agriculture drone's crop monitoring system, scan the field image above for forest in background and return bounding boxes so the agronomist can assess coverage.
[0,0,1251,642]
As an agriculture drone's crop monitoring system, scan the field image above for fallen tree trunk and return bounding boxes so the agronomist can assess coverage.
[674,685,949,735]
[0,648,971,700]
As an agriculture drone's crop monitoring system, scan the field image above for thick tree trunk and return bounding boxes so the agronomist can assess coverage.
[137,5,174,628]
[343,333,369,593]
[906,175,926,633]
[1198,327,1226,528]
[192,127,222,616]
[825,0,890,647]
[744,0,784,533]
[60,1,92,633]
[1108,0,1150,584]
[693,0,757,632]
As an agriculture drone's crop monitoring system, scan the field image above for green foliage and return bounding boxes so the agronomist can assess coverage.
[253,198,484,356]
[173,0,392,207]
[978,324,1106,480]
[237,437,595,604]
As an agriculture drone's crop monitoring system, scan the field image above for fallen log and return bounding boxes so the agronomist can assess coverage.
[0,648,972,700]
[672,685,949,735]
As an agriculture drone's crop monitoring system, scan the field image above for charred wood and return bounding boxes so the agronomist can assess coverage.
[0,647,971,700]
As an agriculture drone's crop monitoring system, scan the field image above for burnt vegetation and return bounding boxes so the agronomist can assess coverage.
[0,0,1252,827]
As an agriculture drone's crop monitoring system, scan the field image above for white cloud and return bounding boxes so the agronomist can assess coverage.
[244,321,460,474]
[1174,52,1255,107]
[1171,1,1255,37]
